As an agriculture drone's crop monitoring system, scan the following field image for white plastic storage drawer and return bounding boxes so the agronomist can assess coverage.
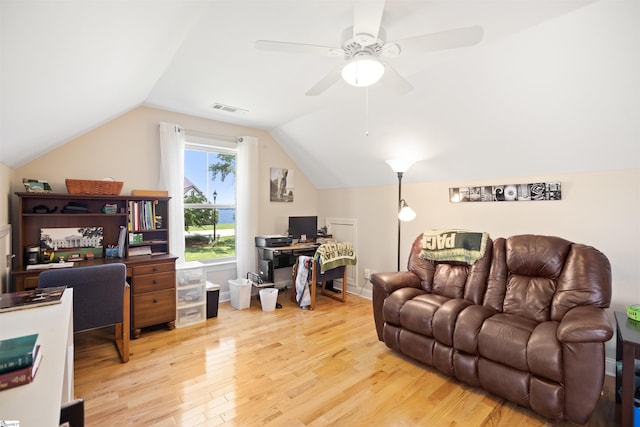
[176,304,206,327]
[177,286,205,307]
[176,261,205,288]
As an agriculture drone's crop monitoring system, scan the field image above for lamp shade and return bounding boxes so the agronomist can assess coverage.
[398,200,416,222]
[385,159,415,173]
[342,58,385,87]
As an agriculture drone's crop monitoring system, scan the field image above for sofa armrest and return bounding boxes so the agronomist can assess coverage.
[370,271,421,294]
[371,271,421,341]
[557,306,613,343]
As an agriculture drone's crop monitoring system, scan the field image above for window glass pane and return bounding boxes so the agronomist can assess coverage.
[184,147,236,262]
[208,153,236,205]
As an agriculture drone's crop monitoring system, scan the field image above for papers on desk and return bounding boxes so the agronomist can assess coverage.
[26,262,74,270]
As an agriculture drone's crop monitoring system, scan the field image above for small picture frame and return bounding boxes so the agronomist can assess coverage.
[23,178,53,193]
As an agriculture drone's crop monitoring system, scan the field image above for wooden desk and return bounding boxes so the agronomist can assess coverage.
[0,289,74,427]
[13,254,177,339]
[256,243,319,285]
[614,311,640,427]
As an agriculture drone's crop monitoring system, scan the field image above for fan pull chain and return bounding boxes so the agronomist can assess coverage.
[365,86,369,136]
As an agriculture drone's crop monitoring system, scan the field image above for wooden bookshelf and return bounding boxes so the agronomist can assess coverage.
[12,192,177,338]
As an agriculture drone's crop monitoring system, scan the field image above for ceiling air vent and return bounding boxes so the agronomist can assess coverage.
[209,102,247,115]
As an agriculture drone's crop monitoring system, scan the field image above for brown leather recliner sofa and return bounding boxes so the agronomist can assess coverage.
[371,233,613,424]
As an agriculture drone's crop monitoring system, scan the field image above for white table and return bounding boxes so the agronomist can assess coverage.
[0,289,74,427]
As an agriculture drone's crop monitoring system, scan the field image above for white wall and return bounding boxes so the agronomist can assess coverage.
[12,106,319,298]
[0,163,12,226]
[319,168,640,364]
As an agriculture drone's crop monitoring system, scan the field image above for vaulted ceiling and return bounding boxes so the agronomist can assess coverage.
[1,1,638,188]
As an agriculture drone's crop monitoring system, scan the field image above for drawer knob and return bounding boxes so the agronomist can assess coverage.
[152,279,157,284]
[152,267,158,272]
[153,298,158,303]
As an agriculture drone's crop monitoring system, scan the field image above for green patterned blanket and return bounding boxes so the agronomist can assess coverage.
[419,229,489,264]
[314,242,357,273]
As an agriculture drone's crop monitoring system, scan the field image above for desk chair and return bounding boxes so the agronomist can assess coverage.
[38,263,130,363]
[292,257,348,310]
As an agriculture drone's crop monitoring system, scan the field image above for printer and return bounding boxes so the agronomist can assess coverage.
[255,235,292,248]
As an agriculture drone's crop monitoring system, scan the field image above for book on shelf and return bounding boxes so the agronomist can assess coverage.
[0,345,42,391]
[0,286,66,313]
[128,200,158,231]
[117,225,127,258]
[0,333,38,374]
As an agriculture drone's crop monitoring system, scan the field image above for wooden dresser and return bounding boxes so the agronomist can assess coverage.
[128,257,177,338]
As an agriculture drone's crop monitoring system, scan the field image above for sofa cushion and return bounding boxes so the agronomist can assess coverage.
[454,304,497,355]
[503,274,556,322]
[505,234,571,279]
[432,264,469,299]
[382,287,425,326]
[502,235,571,322]
[432,298,472,346]
[478,313,536,371]
[398,293,448,336]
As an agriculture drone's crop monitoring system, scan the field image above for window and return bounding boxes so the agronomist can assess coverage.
[183,140,237,262]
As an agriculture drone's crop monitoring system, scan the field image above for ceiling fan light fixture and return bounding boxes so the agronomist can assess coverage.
[342,57,385,87]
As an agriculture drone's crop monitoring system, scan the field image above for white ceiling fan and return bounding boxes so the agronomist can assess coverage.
[255,0,483,96]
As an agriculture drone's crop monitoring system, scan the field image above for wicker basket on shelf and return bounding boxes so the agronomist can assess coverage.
[65,179,124,195]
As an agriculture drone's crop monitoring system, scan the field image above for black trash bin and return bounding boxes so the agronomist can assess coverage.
[206,282,220,318]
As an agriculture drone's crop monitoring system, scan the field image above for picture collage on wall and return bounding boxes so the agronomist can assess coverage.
[449,182,561,203]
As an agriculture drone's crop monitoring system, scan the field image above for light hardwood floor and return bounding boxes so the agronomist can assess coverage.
[74,289,618,426]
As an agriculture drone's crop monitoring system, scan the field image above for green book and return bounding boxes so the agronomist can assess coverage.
[0,333,38,374]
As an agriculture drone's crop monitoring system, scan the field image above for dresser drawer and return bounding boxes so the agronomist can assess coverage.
[132,289,176,329]
[132,271,175,294]
[132,262,175,276]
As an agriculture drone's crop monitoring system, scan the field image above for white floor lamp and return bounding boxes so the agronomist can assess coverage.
[386,159,417,271]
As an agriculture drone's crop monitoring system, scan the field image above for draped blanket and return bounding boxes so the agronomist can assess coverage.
[294,255,313,308]
[314,242,357,273]
[419,229,489,265]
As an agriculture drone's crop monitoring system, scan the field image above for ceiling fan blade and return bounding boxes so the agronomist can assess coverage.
[381,63,412,95]
[305,66,343,96]
[255,40,344,57]
[353,0,385,42]
[392,25,484,56]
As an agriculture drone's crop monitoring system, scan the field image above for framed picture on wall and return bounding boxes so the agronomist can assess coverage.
[40,227,104,263]
[270,168,294,202]
[449,181,562,203]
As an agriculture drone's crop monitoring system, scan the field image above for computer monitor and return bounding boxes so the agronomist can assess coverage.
[288,216,318,242]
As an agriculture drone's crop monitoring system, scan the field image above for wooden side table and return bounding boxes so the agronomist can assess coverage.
[614,311,640,427]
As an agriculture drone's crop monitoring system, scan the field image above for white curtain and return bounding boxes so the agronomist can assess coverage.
[158,122,186,263]
[236,136,259,279]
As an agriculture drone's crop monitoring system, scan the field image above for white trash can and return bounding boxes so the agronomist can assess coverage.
[259,288,279,312]
[228,278,251,310]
